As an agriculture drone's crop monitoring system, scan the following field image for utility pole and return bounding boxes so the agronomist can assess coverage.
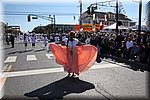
[79,0,82,29]
[86,0,123,34]
[116,0,119,35]
[49,15,55,33]
[53,15,56,33]
[138,0,142,37]
[49,15,52,33]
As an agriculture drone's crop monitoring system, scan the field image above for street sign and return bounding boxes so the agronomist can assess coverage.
[32,16,38,19]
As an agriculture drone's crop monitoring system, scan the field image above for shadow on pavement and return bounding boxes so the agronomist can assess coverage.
[8,49,33,54]
[104,55,150,72]
[1,47,12,50]
[34,49,45,52]
[24,76,95,100]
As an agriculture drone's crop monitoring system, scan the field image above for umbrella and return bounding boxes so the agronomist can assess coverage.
[103,23,128,30]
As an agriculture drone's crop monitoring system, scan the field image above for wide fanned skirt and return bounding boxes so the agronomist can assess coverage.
[50,44,97,75]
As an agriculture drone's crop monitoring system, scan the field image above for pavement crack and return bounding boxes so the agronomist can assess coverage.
[94,83,118,100]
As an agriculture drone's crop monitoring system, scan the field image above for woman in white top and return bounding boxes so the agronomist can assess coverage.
[31,33,36,49]
[43,34,49,49]
[50,31,97,79]
[62,31,81,78]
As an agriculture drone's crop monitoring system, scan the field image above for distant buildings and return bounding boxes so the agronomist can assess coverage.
[0,22,20,34]
[33,24,75,34]
[6,26,20,34]
[51,24,75,33]
[32,11,136,33]
[146,1,150,31]
[82,11,136,27]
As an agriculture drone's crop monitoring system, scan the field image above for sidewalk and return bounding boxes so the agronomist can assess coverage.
[103,54,150,72]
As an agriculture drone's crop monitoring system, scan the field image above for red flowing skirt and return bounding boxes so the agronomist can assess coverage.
[50,44,97,75]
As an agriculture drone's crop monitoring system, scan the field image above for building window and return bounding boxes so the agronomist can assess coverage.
[108,14,111,18]
[114,14,116,19]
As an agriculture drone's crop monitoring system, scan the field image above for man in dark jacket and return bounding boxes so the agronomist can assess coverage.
[10,33,15,48]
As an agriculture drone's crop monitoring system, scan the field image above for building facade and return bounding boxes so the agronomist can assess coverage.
[82,11,136,27]
[146,1,150,31]
[54,24,75,33]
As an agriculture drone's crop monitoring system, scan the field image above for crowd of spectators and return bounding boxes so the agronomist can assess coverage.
[49,31,150,65]
[3,30,150,65]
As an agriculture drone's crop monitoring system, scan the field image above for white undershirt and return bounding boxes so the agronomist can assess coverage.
[62,38,79,48]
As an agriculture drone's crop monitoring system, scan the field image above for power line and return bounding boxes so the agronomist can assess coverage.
[1,11,79,16]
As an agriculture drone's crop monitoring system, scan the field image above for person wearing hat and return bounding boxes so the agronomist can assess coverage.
[50,31,97,79]
[10,33,15,48]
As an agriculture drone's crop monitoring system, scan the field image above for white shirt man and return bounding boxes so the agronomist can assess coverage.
[126,40,133,49]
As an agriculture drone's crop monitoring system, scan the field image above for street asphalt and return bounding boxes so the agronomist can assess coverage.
[0,40,150,100]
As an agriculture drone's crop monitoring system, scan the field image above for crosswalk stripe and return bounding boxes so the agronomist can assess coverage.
[3,64,120,78]
[4,56,17,63]
[48,54,54,57]
[0,65,12,91]
[27,55,37,61]
[45,54,53,59]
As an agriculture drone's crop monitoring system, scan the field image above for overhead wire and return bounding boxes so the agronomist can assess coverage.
[1,11,79,16]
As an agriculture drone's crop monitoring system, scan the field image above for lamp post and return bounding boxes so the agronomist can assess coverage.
[138,0,142,37]
[132,0,142,37]
[116,0,119,35]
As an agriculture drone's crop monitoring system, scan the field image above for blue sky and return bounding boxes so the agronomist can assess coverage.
[1,0,149,32]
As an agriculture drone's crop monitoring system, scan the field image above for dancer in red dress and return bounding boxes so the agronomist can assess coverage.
[50,31,97,78]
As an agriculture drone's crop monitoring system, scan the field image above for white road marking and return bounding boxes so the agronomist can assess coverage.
[3,64,120,78]
[45,54,53,59]
[48,54,54,57]
[4,56,17,63]
[27,55,37,61]
[0,65,12,94]
[90,64,120,69]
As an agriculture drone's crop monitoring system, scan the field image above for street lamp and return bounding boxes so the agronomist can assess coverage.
[116,0,119,35]
[138,0,142,37]
[132,0,142,37]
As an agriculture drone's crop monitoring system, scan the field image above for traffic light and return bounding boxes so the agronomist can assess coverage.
[87,6,95,15]
[28,15,31,22]
[91,7,94,15]
[87,6,90,15]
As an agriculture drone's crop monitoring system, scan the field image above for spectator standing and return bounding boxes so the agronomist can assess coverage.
[23,33,28,51]
[96,34,102,63]
[43,34,49,50]
[10,33,15,48]
[6,34,10,45]
[54,33,60,44]
[85,35,91,44]
[27,31,31,43]
[126,37,133,49]
[125,37,133,60]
